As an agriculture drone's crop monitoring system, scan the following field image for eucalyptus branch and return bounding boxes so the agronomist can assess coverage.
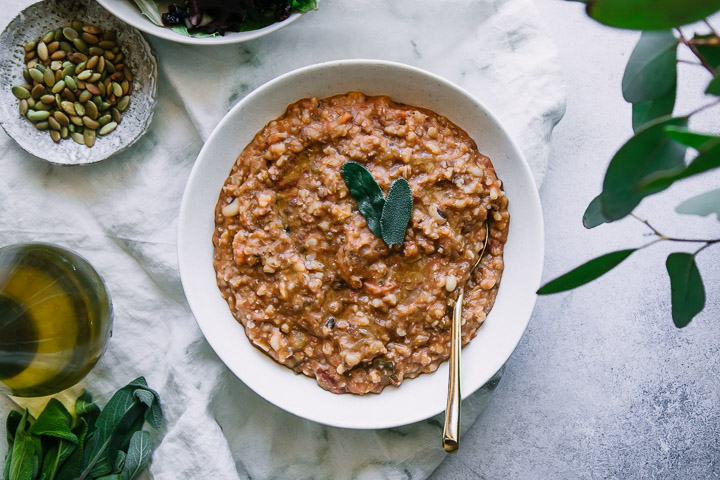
[632,214,720,247]
[677,59,705,66]
[677,28,717,75]
[685,98,720,117]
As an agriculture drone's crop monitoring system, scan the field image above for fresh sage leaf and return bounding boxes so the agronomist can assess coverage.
[666,253,705,328]
[170,25,219,38]
[640,142,720,192]
[75,390,100,431]
[622,31,677,104]
[583,194,611,228]
[8,411,34,480]
[6,411,23,447]
[342,161,386,238]
[95,475,123,480]
[632,83,675,133]
[380,178,413,246]
[706,75,720,96]
[40,440,76,480]
[665,127,720,151]
[694,34,720,73]
[114,451,126,474]
[132,0,163,26]
[29,399,77,444]
[586,0,720,30]
[676,188,720,220]
[537,249,636,294]
[120,432,152,480]
[132,389,162,430]
[55,419,87,480]
[600,116,686,220]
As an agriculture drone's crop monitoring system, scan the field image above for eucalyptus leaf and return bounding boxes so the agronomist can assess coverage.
[666,253,705,328]
[132,0,163,26]
[640,142,720,192]
[622,31,677,104]
[120,432,152,480]
[632,83,675,133]
[29,399,77,444]
[600,116,686,220]
[537,249,636,294]
[676,188,720,220]
[586,0,720,30]
[583,194,611,228]
[341,161,386,238]
[380,178,413,246]
[664,127,720,151]
[706,75,720,96]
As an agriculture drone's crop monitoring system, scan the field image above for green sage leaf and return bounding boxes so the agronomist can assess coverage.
[170,25,219,38]
[54,419,87,480]
[600,116,686,220]
[120,432,152,480]
[95,475,123,480]
[291,0,318,13]
[622,31,677,104]
[75,390,100,431]
[8,411,34,480]
[706,75,720,96]
[676,188,720,220]
[632,83,676,133]
[6,411,23,447]
[131,0,163,26]
[665,127,720,151]
[640,142,720,192]
[583,194,611,228]
[666,253,705,328]
[586,0,720,30]
[380,178,413,246]
[341,161,386,238]
[29,399,77,444]
[114,451,126,474]
[40,440,76,480]
[537,249,636,294]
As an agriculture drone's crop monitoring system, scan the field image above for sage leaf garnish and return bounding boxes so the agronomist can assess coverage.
[120,431,153,480]
[666,253,705,328]
[341,161,386,238]
[537,249,637,294]
[131,0,163,26]
[3,378,162,480]
[381,178,413,246]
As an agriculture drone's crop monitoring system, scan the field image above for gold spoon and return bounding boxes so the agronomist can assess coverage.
[442,221,490,453]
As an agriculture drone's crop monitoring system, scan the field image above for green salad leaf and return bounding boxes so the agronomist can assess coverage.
[132,0,163,27]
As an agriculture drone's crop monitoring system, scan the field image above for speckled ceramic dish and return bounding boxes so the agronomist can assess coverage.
[178,60,545,429]
[96,0,305,46]
[0,0,157,165]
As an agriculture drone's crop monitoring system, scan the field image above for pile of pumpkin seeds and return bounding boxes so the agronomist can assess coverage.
[11,20,133,147]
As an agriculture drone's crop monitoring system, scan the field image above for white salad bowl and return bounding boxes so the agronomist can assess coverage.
[95,0,305,46]
[178,60,544,429]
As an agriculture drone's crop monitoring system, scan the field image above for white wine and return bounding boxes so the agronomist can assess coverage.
[0,243,112,397]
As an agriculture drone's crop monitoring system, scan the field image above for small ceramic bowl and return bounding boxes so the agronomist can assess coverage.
[178,60,545,429]
[0,0,157,165]
[95,0,305,46]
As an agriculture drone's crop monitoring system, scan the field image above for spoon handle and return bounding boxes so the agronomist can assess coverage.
[442,289,463,453]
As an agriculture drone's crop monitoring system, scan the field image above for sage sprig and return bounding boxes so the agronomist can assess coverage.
[2,377,162,480]
[341,161,413,246]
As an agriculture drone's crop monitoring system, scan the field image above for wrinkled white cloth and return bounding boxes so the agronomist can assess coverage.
[0,0,565,479]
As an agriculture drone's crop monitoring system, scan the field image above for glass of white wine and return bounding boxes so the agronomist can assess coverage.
[0,243,112,397]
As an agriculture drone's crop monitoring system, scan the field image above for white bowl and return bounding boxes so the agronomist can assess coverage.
[178,60,544,429]
[95,0,303,46]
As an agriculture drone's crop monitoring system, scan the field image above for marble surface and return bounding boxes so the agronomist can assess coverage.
[433,2,720,479]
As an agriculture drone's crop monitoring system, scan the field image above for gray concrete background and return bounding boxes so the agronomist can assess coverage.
[432,1,720,478]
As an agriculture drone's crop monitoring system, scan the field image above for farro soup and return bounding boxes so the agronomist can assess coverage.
[212,92,509,395]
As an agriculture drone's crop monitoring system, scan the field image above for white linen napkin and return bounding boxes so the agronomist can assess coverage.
[0,0,565,478]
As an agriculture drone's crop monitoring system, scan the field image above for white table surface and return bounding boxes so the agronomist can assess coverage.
[433,1,720,478]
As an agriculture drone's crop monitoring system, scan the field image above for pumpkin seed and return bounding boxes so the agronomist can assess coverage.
[60,41,72,52]
[61,126,69,138]
[98,40,116,49]
[19,99,28,116]
[82,33,99,44]
[47,41,60,54]
[112,82,122,97]
[98,56,105,73]
[105,61,116,74]
[72,20,84,32]
[71,132,84,144]
[77,69,92,81]
[26,97,35,108]
[22,68,31,83]
[85,100,99,119]
[50,51,66,60]
[83,128,96,147]
[60,101,76,115]
[70,115,83,126]
[98,121,117,136]
[110,107,121,124]
[117,95,130,112]
[24,50,35,62]
[24,40,37,52]
[28,69,43,83]
[88,46,104,56]
[75,61,87,74]
[37,42,48,61]
[87,55,99,69]
[64,76,77,91]
[89,73,101,83]
[82,116,99,129]
[68,52,88,63]
[53,28,63,42]
[68,124,75,133]
[34,63,46,72]
[86,83,102,95]
[31,84,46,99]
[43,68,55,86]
[34,102,50,111]
[74,102,86,116]
[82,25,101,35]
[62,64,75,77]
[35,121,49,130]
[42,31,54,44]
[78,89,92,103]
[50,60,62,71]
[63,88,76,102]
[98,114,112,126]
[50,129,61,143]
[99,101,111,112]
[27,110,50,122]
[73,38,88,53]
[40,94,55,104]
[48,116,61,130]
[103,50,115,61]
[53,111,70,126]
[62,27,79,41]
[51,80,66,94]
